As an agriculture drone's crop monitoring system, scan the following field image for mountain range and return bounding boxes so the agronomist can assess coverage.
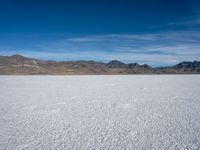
[0,55,199,74]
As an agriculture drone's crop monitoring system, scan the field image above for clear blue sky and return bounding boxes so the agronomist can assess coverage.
[0,0,200,66]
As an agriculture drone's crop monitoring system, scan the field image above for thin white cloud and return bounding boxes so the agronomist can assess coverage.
[167,18,200,27]
[1,31,200,66]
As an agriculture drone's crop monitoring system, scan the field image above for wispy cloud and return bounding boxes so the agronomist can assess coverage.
[167,18,200,27]
[1,31,200,66]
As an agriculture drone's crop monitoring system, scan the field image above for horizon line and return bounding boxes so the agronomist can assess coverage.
[1,54,199,68]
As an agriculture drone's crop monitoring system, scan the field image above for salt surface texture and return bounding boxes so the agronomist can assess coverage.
[0,75,200,150]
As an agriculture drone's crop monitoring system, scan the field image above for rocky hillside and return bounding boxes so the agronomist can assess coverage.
[157,61,200,74]
[0,55,199,74]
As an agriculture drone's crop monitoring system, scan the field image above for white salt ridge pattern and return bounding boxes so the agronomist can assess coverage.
[0,75,200,150]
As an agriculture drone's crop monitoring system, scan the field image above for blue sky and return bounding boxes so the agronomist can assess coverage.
[0,0,200,66]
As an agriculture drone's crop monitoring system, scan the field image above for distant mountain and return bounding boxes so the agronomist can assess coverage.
[0,55,199,74]
[106,60,127,68]
[173,61,200,71]
[157,61,200,74]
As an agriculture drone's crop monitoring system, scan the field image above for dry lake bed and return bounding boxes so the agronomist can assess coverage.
[0,75,200,150]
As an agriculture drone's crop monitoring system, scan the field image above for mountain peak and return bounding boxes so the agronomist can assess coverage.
[11,54,25,58]
[106,60,126,68]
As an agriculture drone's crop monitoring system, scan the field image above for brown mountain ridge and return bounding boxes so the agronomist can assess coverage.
[0,55,199,74]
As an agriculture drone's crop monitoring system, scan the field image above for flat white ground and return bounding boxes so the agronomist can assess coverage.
[0,75,200,150]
